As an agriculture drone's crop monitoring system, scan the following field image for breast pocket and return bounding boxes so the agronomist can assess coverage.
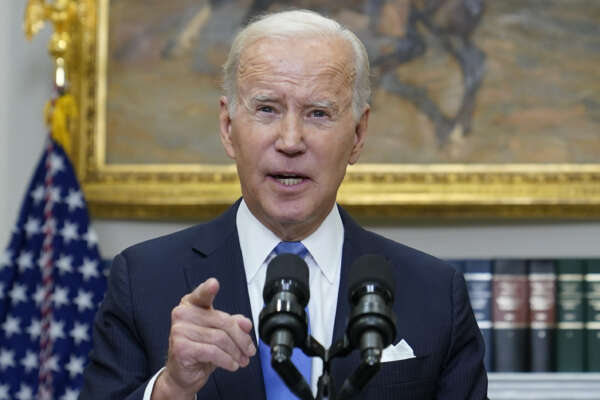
[361,355,437,400]
[373,354,434,384]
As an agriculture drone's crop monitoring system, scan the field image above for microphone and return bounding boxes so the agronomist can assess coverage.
[339,255,397,397]
[259,253,313,399]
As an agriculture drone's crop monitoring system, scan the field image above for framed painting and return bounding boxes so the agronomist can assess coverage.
[67,0,600,219]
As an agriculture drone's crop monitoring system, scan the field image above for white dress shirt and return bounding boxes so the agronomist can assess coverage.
[237,200,344,394]
[143,200,344,398]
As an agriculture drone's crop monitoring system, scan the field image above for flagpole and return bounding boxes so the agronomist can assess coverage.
[0,2,108,399]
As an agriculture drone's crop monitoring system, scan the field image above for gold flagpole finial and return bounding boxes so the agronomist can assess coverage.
[24,0,85,157]
[24,0,79,90]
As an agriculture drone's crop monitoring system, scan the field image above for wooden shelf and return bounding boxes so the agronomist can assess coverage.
[488,373,600,399]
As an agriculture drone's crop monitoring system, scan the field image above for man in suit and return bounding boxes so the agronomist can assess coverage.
[81,9,487,400]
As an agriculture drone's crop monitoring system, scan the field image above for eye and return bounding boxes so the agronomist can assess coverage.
[310,109,328,118]
[258,105,274,113]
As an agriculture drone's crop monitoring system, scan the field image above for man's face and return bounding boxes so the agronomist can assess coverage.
[219,36,369,240]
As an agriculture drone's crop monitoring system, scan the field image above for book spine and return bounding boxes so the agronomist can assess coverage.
[464,260,493,372]
[585,259,600,371]
[493,259,529,372]
[528,260,556,372]
[556,259,586,372]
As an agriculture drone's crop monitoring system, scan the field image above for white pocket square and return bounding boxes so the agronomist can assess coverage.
[381,339,415,363]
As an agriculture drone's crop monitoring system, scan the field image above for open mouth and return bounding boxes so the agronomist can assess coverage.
[271,174,306,186]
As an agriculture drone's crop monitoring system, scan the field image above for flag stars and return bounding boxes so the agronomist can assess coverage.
[52,285,70,308]
[41,355,60,373]
[82,228,98,249]
[33,285,45,306]
[79,257,99,281]
[17,251,34,272]
[9,283,28,305]
[60,388,80,400]
[64,189,84,212]
[26,319,41,341]
[4,139,105,395]
[70,321,90,345]
[65,355,85,378]
[60,221,79,244]
[30,184,45,204]
[0,348,15,370]
[73,289,94,313]
[1,315,21,338]
[48,152,65,176]
[0,384,9,400]
[47,186,62,204]
[15,383,33,400]
[37,252,51,270]
[49,319,66,340]
[56,254,74,274]
[0,249,12,270]
[23,217,41,238]
[20,351,38,373]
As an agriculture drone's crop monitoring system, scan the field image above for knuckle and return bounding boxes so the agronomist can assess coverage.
[171,305,186,321]
[220,315,236,331]
[203,344,218,360]
[170,338,188,359]
[211,330,227,347]
[169,324,187,346]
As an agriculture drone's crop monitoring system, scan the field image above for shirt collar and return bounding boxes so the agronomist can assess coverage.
[236,199,343,285]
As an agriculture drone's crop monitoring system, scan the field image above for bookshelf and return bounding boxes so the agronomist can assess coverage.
[488,373,600,399]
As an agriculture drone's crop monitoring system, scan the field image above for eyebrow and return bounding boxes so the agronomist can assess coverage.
[246,94,341,113]
[309,100,339,112]
[250,94,279,104]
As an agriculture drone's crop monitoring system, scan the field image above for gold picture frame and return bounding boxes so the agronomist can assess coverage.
[66,0,600,219]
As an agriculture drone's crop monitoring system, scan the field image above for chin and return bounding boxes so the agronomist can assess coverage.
[264,200,315,224]
[270,206,311,225]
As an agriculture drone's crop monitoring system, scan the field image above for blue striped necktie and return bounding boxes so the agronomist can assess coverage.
[259,241,312,399]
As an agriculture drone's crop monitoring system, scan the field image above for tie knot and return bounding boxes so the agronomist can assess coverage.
[273,241,308,258]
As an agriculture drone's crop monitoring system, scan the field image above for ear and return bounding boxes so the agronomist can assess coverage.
[219,96,236,159]
[348,105,370,165]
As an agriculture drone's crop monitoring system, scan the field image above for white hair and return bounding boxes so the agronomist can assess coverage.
[222,9,371,119]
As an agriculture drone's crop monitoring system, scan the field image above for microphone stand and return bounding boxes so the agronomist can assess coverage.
[270,333,382,400]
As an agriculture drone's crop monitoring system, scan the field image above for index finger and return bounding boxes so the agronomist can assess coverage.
[184,278,220,309]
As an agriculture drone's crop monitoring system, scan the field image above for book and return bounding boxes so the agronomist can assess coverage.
[585,259,600,371]
[492,259,529,371]
[556,259,586,371]
[528,260,556,371]
[463,260,493,372]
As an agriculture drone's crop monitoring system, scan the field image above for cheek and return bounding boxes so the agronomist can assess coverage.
[234,137,270,179]
[327,132,356,164]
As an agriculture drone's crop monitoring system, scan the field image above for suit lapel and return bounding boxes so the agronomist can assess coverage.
[183,201,266,400]
[330,208,363,393]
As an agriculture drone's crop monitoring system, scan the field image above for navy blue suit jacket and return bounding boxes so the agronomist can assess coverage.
[81,201,487,399]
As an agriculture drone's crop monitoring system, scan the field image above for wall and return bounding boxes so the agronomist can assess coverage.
[2,1,600,261]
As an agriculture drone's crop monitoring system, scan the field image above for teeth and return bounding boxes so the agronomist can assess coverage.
[277,177,303,186]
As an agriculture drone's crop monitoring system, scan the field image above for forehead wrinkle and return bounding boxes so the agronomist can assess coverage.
[236,37,355,111]
[238,38,354,81]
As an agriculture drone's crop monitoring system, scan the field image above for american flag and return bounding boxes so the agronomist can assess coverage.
[0,137,106,400]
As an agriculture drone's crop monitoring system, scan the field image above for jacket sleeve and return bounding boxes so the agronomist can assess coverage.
[436,270,488,399]
[80,253,154,400]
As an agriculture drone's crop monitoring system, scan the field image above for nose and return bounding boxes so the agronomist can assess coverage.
[275,113,306,156]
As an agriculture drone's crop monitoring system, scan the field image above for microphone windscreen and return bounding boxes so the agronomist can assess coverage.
[348,255,395,298]
[265,253,309,288]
